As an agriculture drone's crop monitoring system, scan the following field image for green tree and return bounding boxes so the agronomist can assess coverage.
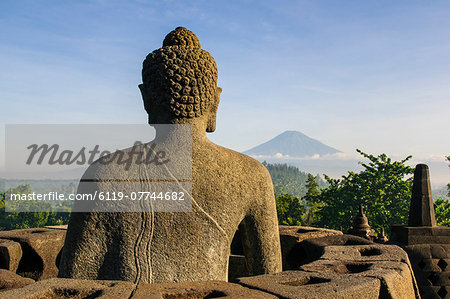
[435,198,450,227]
[305,174,320,197]
[275,194,304,226]
[0,184,70,230]
[314,149,414,233]
[2,184,48,229]
[303,174,321,225]
[262,162,327,198]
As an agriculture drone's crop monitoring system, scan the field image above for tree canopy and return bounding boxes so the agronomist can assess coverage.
[0,184,71,230]
[435,198,450,227]
[314,149,414,233]
[262,162,326,198]
[275,194,304,226]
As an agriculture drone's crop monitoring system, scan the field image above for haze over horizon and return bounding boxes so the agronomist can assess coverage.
[242,129,449,186]
[1,1,449,184]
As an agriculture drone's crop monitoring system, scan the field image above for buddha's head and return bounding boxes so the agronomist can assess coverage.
[140,27,221,132]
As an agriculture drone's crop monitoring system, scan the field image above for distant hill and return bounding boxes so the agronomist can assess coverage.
[433,185,450,201]
[262,162,327,198]
[244,130,340,157]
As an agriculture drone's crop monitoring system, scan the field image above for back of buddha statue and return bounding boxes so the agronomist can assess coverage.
[58,27,282,283]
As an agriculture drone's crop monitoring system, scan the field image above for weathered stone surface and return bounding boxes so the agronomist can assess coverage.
[286,234,372,269]
[391,225,450,245]
[0,239,22,272]
[0,269,34,292]
[412,258,443,272]
[301,234,373,248]
[408,235,450,245]
[404,244,433,260]
[424,271,450,286]
[238,270,381,299]
[279,226,342,244]
[408,164,436,226]
[43,225,68,231]
[401,243,450,298]
[279,226,341,270]
[431,245,450,259]
[132,280,276,298]
[0,278,135,299]
[320,244,410,263]
[299,244,420,298]
[59,27,282,283]
[299,259,373,274]
[357,261,417,299]
[0,278,275,298]
[0,228,65,280]
[299,260,416,299]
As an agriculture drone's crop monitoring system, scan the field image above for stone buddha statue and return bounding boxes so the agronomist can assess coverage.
[58,27,282,283]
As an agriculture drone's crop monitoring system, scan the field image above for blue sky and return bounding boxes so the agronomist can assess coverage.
[1,1,449,176]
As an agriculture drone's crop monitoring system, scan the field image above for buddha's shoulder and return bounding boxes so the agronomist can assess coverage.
[204,143,271,177]
[80,145,141,179]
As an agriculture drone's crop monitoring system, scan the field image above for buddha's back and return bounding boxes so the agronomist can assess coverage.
[58,27,282,283]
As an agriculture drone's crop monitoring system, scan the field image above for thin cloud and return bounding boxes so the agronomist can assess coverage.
[249,152,361,161]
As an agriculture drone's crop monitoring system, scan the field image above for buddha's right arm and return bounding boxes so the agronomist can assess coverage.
[240,183,283,275]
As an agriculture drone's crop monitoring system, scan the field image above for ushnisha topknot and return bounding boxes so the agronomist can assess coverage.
[142,27,218,119]
[162,27,201,48]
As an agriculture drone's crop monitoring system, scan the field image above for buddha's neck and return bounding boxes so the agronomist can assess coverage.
[153,122,209,144]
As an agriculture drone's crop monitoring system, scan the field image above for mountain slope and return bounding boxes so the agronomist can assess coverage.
[244,130,340,157]
[262,162,327,198]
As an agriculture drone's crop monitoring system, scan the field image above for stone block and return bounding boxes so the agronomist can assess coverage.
[0,269,34,292]
[131,280,276,298]
[43,225,68,230]
[320,244,409,263]
[409,235,450,245]
[391,225,450,245]
[431,245,450,259]
[279,226,341,270]
[411,258,442,272]
[299,259,373,274]
[287,234,372,269]
[0,239,22,272]
[420,286,450,298]
[0,228,66,280]
[238,270,381,299]
[356,261,416,299]
[299,260,416,299]
[403,243,450,298]
[0,278,135,299]
[404,244,432,260]
[279,226,342,244]
[424,271,450,286]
